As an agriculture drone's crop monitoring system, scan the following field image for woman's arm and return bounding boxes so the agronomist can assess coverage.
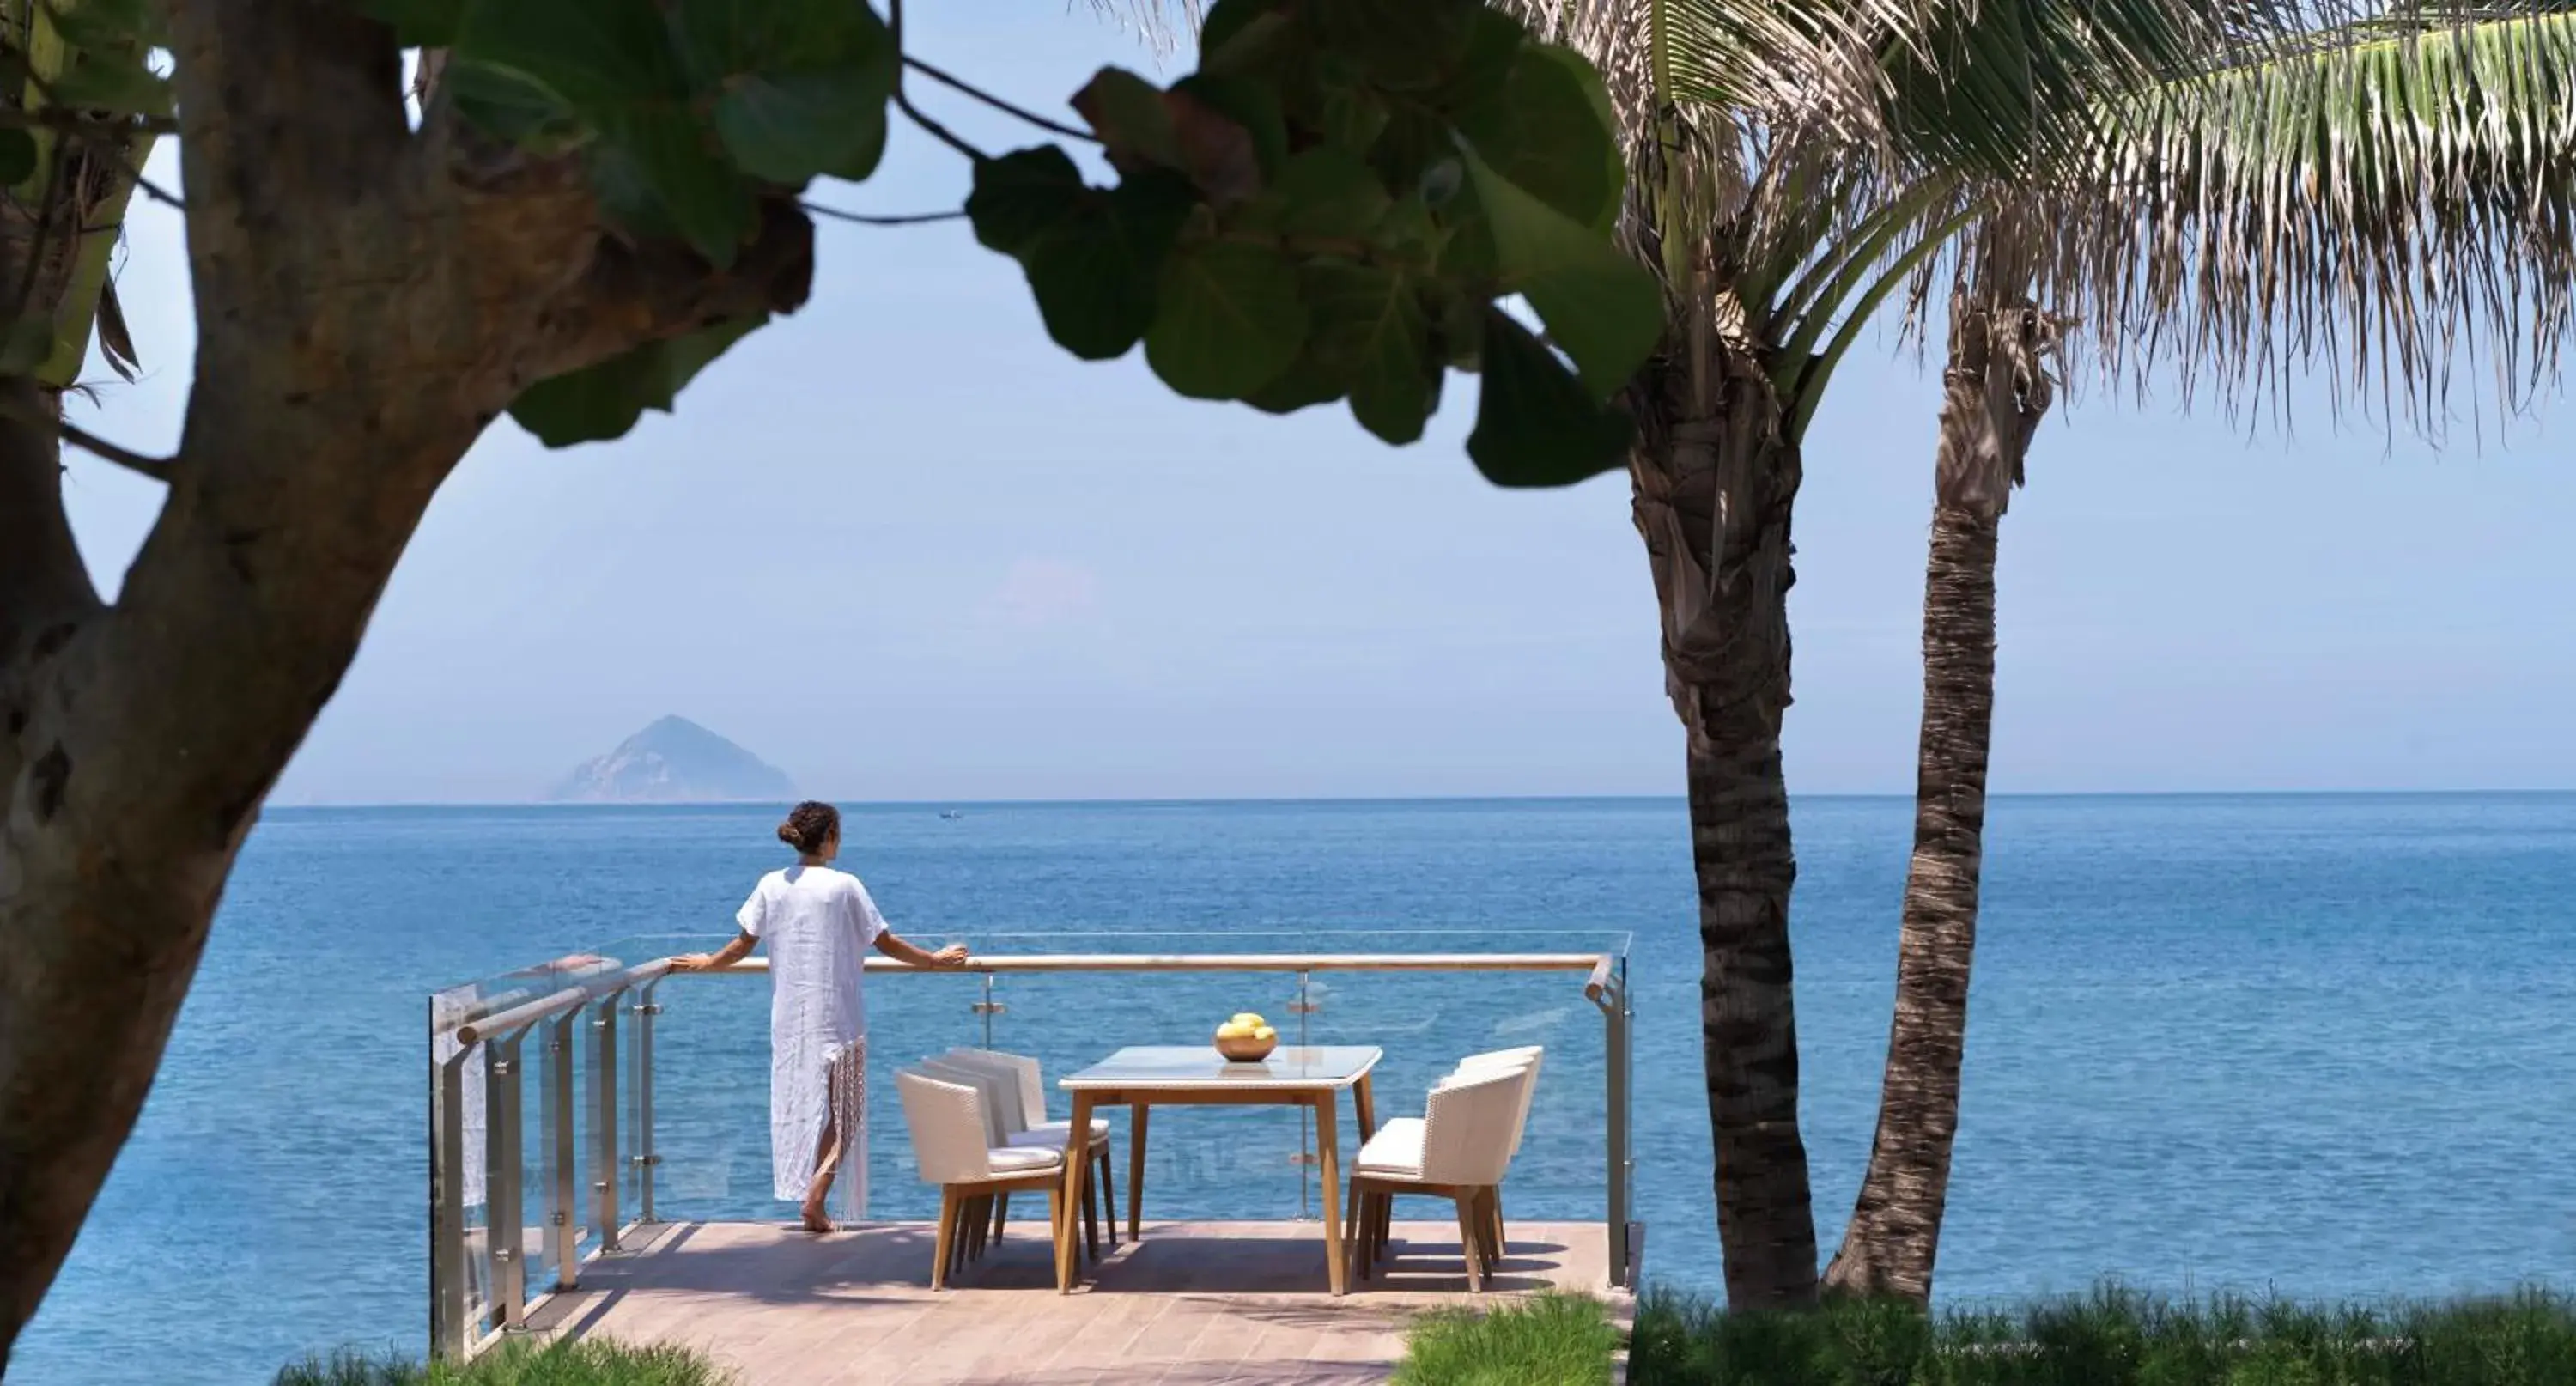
[874,929,969,968]
[670,931,756,973]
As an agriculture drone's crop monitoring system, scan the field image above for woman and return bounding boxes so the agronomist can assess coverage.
[672,801,969,1232]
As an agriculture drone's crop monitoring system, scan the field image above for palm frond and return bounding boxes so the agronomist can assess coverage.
[2040,9,2576,432]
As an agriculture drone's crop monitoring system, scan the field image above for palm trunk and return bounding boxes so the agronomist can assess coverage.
[1631,326,1821,1311]
[1822,294,2052,1304]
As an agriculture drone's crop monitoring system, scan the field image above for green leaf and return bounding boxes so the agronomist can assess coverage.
[446,59,582,147]
[596,109,756,267]
[713,67,892,184]
[459,0,688,113]
[675,0,896,184]
[965,146,1089,256]
[1241,351,1345,416]
[355,0,465,46]
[1306,263,1432,444]
[1270,148,1391,239]
[1462,151,1660,398]
[49,54,173,117]
[1072,67,1181,171]
[1307,0,1477,93]
[0,317,54,375]
[509,315,766,447]
[1018,170,1198,361]
[1467,309,1631,488]
[1198,0,1292,77]
[1145,240,1308,400]
[1171,75,1286,183]
[1455,45,1622,231]
[0,130,33,186]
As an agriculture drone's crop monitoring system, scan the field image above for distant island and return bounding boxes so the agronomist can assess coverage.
[545,715,795,804]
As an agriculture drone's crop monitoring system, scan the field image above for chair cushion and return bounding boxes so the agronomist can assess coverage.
[1356,1117,1427,1176]
[1004,1125,1108,1150]
[1028,1117,1112,1142]
[985,1145,1064,1174]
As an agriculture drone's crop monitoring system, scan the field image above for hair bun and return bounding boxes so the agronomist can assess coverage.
[775,822,801,848]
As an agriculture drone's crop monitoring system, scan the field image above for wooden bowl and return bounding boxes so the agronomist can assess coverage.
[1214,1031,1278,1062]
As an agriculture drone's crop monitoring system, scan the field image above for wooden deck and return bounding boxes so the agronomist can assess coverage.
[531,1218,1630,1385]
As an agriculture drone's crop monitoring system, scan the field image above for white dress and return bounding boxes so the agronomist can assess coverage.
[738,865,888,1219]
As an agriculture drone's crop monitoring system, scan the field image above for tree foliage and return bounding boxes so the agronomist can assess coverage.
[319,0,1659,483]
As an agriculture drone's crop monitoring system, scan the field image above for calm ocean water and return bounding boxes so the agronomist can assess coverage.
[12,795,2574,1383]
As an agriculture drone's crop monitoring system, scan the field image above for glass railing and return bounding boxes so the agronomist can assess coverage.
[425,929,1632,1361]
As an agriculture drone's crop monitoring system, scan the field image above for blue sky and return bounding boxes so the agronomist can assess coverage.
[61,4,2576,804]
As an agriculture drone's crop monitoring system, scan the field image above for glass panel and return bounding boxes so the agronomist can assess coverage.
[437,927,1630,1249]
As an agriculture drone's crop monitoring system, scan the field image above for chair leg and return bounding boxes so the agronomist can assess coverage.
[992,1190,1010,1246]
[1097,1146,1117,1249]
[1082,1164,1102,1261]
[1373,1191,1391,1263]
[966,1195,986,1261]
[1451,1194,1485,1292]
[1485,1188,1506,1268]
[1047,1185,1072,1293]
[1345,1177,1368,1284]
[932,1188,959,1291]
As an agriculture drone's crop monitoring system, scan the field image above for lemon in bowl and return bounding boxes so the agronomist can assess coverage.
[1214,1013,1278,1061]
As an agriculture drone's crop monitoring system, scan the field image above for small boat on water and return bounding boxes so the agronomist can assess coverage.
[939,810,964,820]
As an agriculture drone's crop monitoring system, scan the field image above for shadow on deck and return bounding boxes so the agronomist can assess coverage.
[530,1219,1628,1385]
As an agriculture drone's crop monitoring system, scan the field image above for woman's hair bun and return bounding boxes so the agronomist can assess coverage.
[776,800,840,854]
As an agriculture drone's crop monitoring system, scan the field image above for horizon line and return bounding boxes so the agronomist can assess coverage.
[262,787,2576,811]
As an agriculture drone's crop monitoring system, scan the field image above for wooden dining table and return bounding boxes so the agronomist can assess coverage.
[1054,1044,1382,1295]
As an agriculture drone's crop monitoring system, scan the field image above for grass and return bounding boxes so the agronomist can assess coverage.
[273,1339,729,1386]
[1626,1285,2576,1386]
[1393,1291,1623,1385]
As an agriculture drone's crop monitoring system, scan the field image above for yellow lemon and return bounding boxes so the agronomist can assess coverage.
[1253,1025,1276,1041]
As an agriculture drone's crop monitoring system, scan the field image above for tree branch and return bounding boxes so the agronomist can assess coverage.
[59,421,171,482]
[903,56,1101,143]
[889,0,990,161]
[799,201,965,227]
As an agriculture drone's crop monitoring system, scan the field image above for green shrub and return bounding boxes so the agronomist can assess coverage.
[274,1338,728,1386]
[1627,1286,2576,1386]
[1394,1291,1621,1385]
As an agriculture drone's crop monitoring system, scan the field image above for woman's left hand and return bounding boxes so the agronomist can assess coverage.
[932,943,970,967]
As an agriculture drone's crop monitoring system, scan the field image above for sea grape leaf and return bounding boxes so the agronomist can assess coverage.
[1464,151,1659,398]
[509,314,766,447]
[1011,170,1198,361]
[1072,67,1182,173]
[1456,45,1623,231]
[1145,240,1308,399]
[1306,262,1432,444]
[1270,147,1390,239]
[355,0,465,46]
[1466,308,1631,487]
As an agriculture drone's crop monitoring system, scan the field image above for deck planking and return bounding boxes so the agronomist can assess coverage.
[528,1219,1625,1385]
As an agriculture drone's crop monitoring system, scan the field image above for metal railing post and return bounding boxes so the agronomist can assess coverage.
[592,990,623,1253]
[429,1038,471,1359]
[1290,970,1319,1219]
[545,1012,580,1290]
[1607,958,1634,1288]
[486,1030,528,1330]
[634,979,661,1224]
[971,970,1004,1048]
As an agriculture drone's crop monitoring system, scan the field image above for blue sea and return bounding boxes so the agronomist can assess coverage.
[12,795,2575,1383]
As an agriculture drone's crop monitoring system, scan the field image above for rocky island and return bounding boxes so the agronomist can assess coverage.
[545,715,795,804]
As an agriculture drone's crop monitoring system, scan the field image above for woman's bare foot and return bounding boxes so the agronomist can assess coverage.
[799,1205,834,1234]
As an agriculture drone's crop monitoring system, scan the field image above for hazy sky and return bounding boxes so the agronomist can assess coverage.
[61,5,2576,805]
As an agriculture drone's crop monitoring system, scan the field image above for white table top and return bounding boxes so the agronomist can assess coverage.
[1059,1045,1382,1091]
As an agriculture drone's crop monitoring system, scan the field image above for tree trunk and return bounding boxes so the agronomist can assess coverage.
[0,8,815,1363]
[1822,294,2053,1304]
[1630,314,1820,1311]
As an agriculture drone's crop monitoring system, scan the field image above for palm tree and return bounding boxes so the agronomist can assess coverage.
[1826,9,2576,1303]
[1509,0,2241,1308]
